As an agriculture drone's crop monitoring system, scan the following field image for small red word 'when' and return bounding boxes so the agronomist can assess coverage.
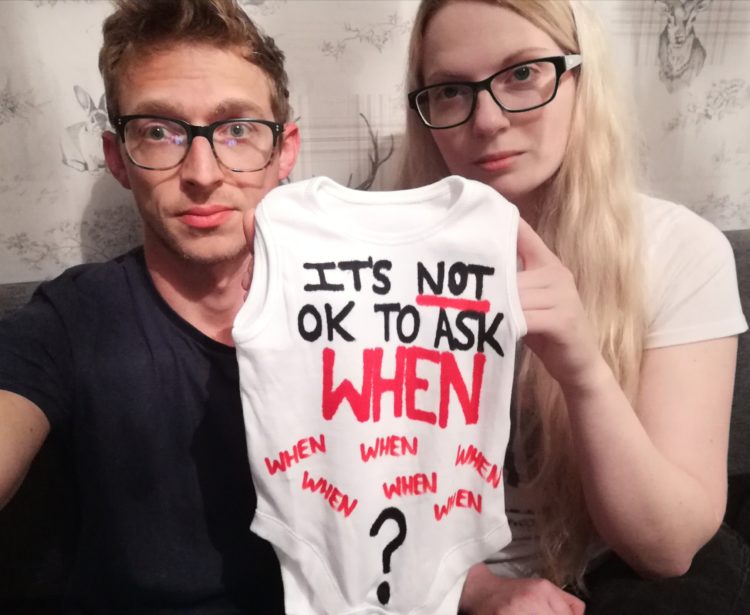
[360,435,418,462]
[455,444,503,489]
[383,472,438,499]
[323,346,485,428]
[301,470,358,518]
[434,489,482,521]
[264,434,326,476]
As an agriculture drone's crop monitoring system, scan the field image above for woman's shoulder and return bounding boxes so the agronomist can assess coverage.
[637,194,746,347]
[638,194,727,247]
[638,193,733,274]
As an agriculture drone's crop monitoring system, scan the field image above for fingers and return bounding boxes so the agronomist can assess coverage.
[517,217,558,271]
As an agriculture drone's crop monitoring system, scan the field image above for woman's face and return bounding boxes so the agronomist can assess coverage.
[421,0,577,211]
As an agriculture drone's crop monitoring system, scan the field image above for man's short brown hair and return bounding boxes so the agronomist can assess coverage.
[99,0,290,123]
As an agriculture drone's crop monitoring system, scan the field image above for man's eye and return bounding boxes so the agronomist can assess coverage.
[229,123,248,138]
[146,125,167,140]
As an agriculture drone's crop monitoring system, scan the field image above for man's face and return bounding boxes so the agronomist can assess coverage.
[104,43,297,266]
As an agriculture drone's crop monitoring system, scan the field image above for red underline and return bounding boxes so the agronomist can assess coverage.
[416,295,490,313]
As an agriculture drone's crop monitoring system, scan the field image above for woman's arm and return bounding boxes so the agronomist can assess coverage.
[565,337,734,577]
[517,218,736,577]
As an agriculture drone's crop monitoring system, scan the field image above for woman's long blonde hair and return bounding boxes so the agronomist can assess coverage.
[400,0,647,586]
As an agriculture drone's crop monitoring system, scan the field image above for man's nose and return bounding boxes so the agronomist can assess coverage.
[179,136,223,188]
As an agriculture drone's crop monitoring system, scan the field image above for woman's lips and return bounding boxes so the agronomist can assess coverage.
[475,151,522,172]
[179,206,235,229]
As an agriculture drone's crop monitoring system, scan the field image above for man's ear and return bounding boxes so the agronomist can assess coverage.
[102,131,131,190]
[277,122,300,182]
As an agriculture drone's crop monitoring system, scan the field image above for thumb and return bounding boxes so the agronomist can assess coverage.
[516,216,555,270]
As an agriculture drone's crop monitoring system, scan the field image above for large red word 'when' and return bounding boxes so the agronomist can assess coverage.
[322,346,485,428]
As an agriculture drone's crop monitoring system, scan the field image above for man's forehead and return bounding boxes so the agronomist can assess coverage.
[116,43,274,119]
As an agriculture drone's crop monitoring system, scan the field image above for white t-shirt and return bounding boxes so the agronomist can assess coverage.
[487,194,749,578]
[234,176,527,614]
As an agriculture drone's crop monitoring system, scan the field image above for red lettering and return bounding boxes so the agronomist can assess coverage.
[439,352,485,427]
[264,435,327,476]
[455,444,503,489]
[434,488,482,521]
[371,347,405,421]
[382,472,438,499]
[404,346,439,425]
[322,346,485,428]
[301,470,358,518]
[360,435,419,462]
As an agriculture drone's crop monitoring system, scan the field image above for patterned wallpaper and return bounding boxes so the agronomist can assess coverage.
[0,0,748,285]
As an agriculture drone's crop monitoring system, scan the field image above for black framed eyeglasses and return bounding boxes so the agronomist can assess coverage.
[113,115,284,172]
[408,54,582,130]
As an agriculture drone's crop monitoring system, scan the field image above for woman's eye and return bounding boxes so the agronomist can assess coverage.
[436,85,467,101]
[512,65,532,81]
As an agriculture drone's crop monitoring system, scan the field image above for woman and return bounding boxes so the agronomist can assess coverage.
[399,1,748,613]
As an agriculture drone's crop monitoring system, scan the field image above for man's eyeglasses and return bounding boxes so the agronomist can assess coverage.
[113,115,284,172]
[408,54,582,130]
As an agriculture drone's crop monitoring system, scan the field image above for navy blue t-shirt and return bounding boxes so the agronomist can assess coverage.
[0,248,284,613]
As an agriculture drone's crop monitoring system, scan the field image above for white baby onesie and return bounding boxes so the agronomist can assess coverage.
[233,175,527,614]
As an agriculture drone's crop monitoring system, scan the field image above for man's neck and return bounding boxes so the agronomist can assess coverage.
[144,243,249,346]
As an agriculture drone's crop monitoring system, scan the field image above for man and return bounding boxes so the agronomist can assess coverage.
[0,0,298,611]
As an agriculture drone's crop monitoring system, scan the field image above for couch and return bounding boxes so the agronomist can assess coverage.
[0,229,748,608]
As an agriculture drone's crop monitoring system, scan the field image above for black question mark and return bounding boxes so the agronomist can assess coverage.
[369,507,407,605]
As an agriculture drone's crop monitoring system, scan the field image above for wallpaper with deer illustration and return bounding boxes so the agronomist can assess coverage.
[0,0,748,287]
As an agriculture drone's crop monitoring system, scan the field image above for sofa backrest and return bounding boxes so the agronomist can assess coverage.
[726,229,750,478]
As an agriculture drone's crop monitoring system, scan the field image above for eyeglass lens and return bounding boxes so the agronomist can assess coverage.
[416,59,560,128]
[123,118,276,171]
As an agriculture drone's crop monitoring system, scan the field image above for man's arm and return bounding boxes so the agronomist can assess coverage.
[0,390,49,510]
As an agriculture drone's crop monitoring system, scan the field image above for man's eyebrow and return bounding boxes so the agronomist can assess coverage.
[127,100,186,117]
[213,99,269,119]
[123,99,270,121]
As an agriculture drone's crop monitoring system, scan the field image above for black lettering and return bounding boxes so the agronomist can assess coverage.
[372,260,392,295]
[303,262,344,291]
[417,261,444,295]
[396,305,420,343]
[478,312,505,356]
[298,304,323,341]
[337,257,373,291]
[326,302,356,342]
[374,303,400,341]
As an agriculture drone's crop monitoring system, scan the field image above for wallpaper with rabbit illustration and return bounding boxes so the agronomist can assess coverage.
[0,0,748,287]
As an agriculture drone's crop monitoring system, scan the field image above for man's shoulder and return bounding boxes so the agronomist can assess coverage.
[39,248,145,299]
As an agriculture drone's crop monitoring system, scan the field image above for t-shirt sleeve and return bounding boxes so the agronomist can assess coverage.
[0,288,74,428]
[644,198,748,348]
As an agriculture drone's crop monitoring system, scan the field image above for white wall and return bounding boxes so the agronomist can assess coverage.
[0,0,748,283]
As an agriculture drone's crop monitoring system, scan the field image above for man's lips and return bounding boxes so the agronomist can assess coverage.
[475,151,523,172]
[179,205,236,229]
